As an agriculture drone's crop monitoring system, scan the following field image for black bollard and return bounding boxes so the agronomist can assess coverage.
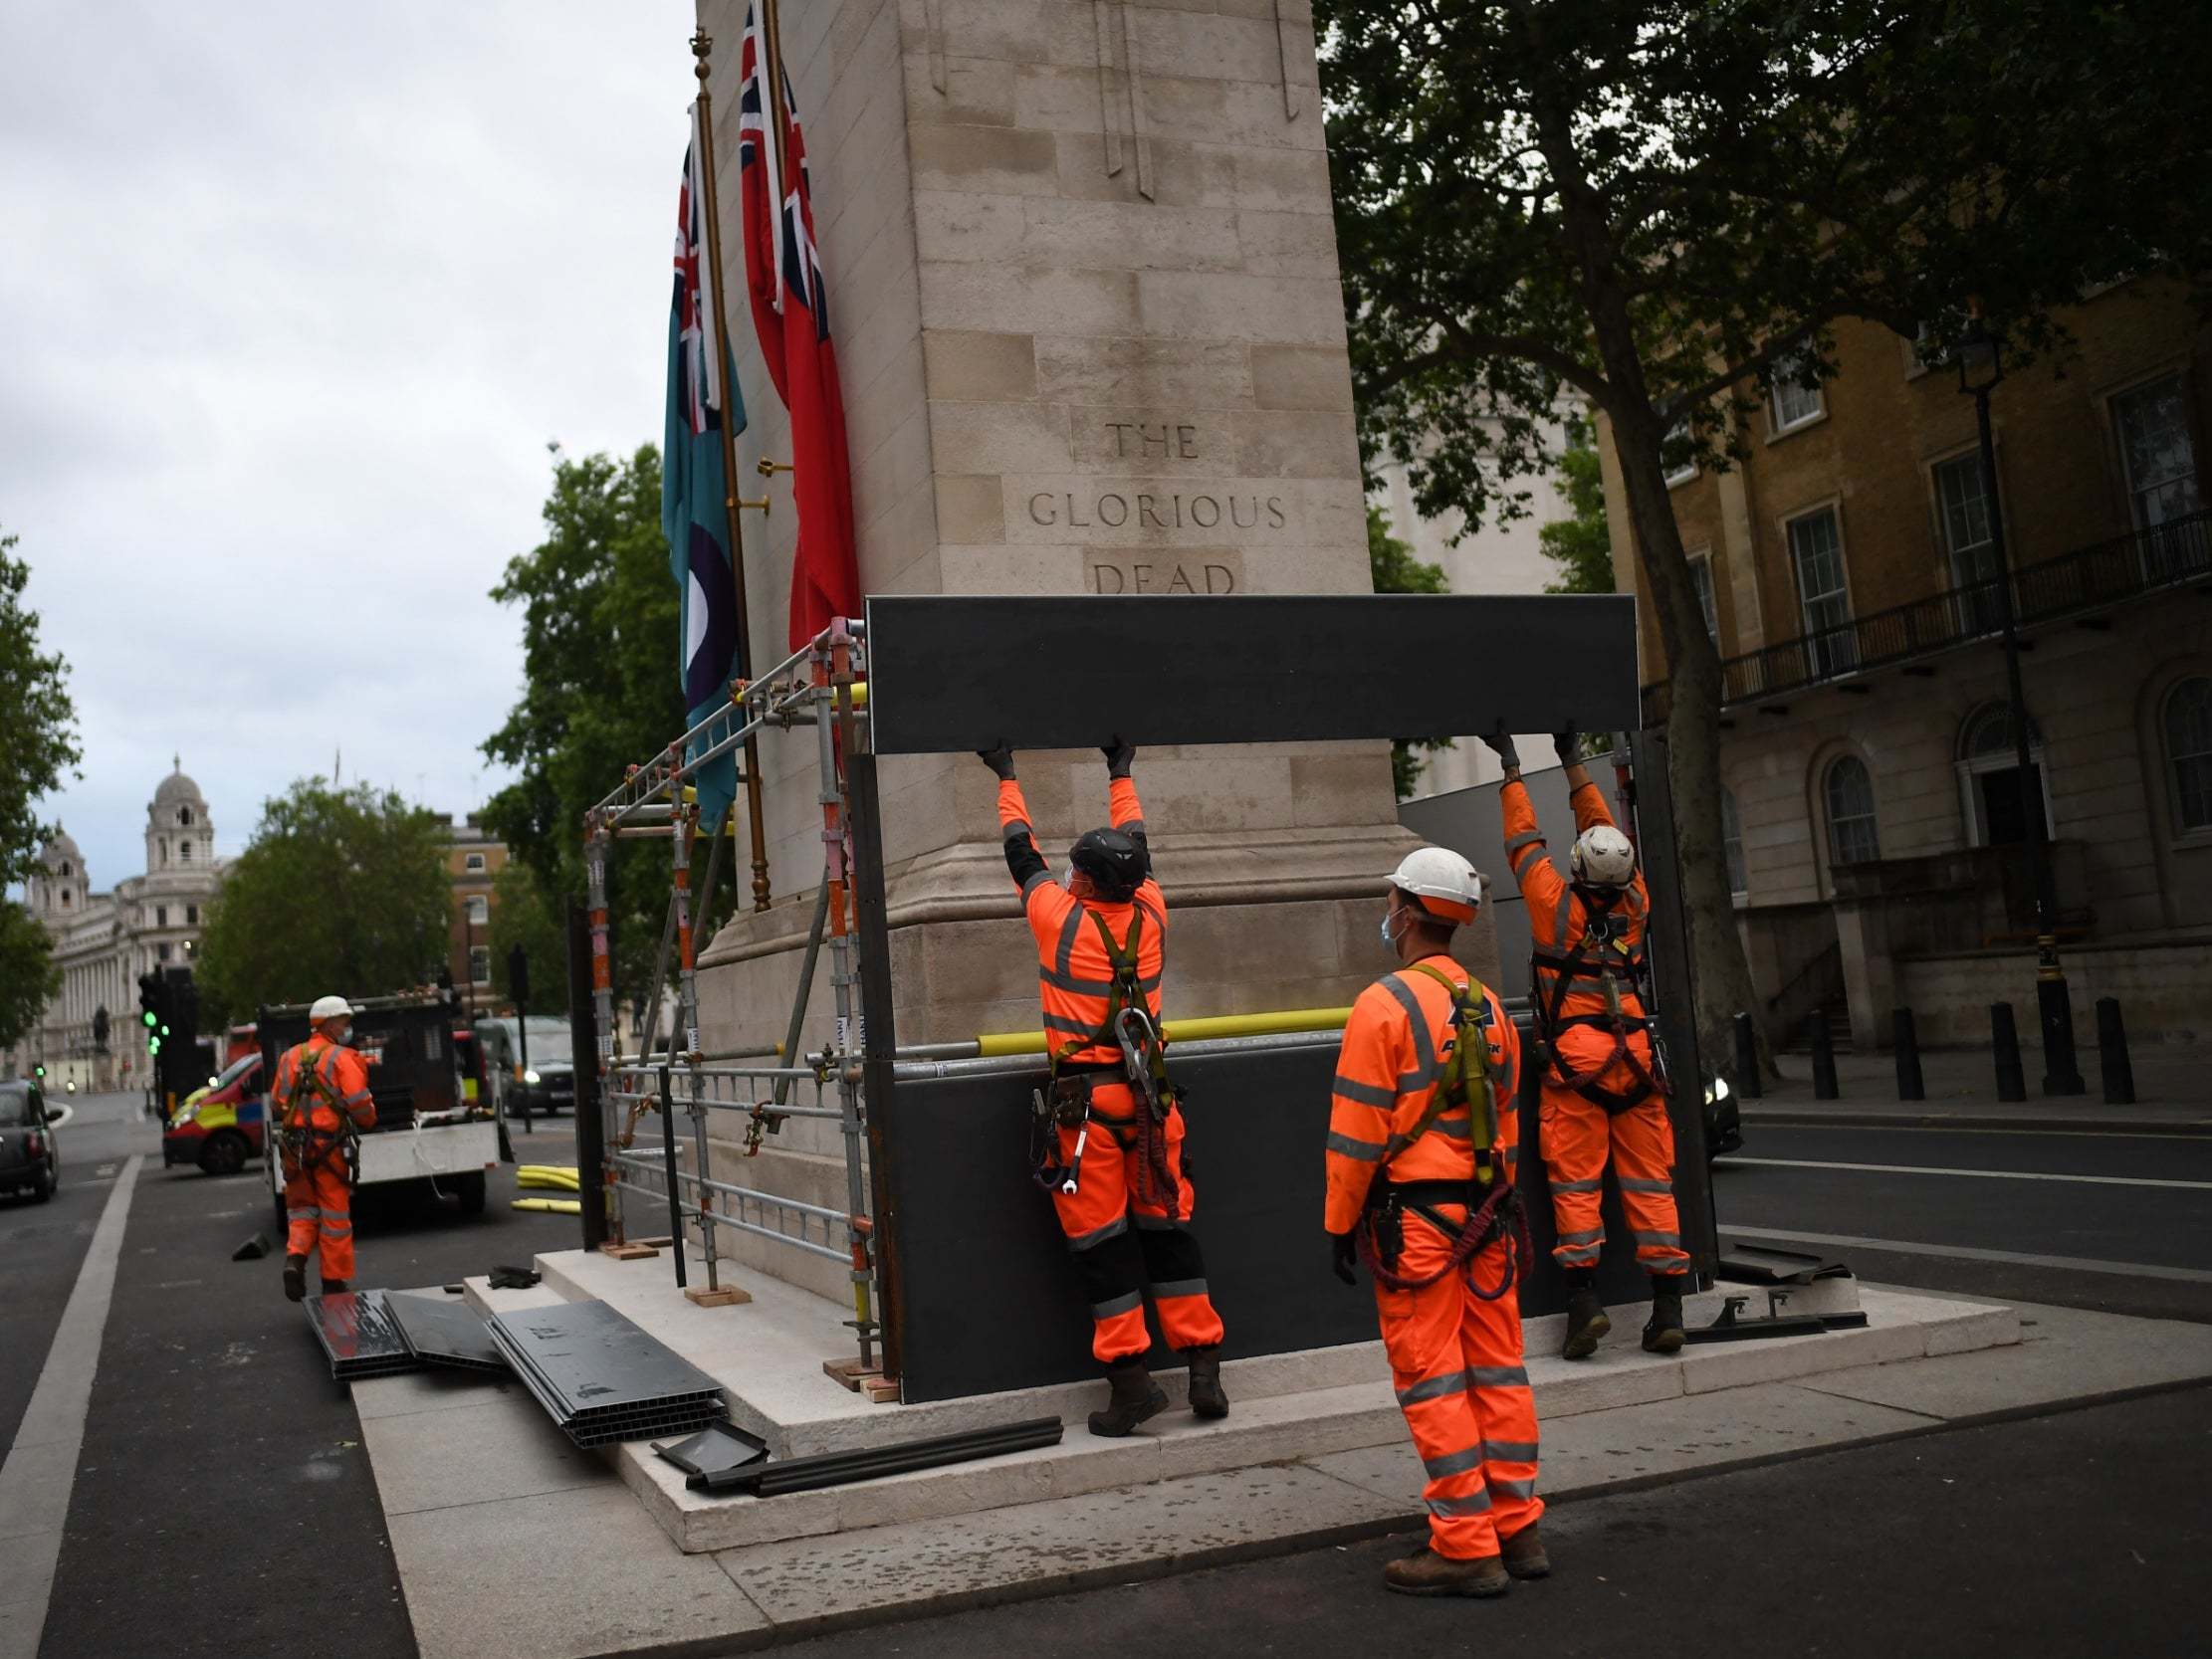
[1732,1011,1762,1099]
[1892,1007,1925,1102]
[1990,1002,2027,1104]
[1809,1011,1840,1100]
[2096,996,2136,1107]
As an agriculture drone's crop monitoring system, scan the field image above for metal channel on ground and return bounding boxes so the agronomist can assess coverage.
[386,1291,508,1374]
[306,1290,420,1383]
[485,1300,728,1448]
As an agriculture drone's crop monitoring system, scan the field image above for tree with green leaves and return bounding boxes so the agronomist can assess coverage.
[0,526,81,887]
[1319,0,2211,1069]
[196,779,451,1024]
[0,901,59,1056]
[481,445,692,1001]
[1538,415,1613,596]
[489,862,566,1016]
[1368,505,1452,797]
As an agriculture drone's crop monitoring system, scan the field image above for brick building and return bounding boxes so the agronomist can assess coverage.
[441,815,507,1017]
[1600,277,2212,1048]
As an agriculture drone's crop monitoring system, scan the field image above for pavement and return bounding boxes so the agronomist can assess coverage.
[1745,1044,2212,1133]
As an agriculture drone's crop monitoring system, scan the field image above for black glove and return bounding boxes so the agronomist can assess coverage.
[1329,1229,1358,1287]
[1554,729,1581,765]
[1101,735,1135,778]
[1479,731,1521,770]
[977,746,1016,781]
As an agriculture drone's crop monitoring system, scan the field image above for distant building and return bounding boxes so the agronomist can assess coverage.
[441,814,507,1015]
[7,762,224,1089]
[1604,276,2212,1048]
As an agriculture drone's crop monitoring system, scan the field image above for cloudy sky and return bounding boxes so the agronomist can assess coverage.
[2,1,698,887]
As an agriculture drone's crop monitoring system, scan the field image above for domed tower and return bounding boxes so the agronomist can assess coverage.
[148,756,213,873]
[28,827,88,919]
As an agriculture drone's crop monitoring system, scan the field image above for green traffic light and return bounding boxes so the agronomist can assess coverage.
[34,1064,46,1078]
[160,1023,170,1037]
[142,1011,156,1027]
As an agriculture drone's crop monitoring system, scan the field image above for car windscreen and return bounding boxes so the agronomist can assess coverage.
[212,1054,260,1091]
[519,1019,573,1070]
[2,1086,39,1127]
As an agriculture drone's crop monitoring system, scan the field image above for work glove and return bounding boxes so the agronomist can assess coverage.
[1101,735,1136,778]
[1329,1229,1358,1287]
[977,746,1017,781]
[1479,731,1521,771]
[1554,729,1582,766]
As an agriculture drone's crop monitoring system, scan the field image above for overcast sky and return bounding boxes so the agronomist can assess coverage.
[2,1,697,888]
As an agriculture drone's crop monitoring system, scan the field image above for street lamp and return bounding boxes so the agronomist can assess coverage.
[1956,315,2085,1095]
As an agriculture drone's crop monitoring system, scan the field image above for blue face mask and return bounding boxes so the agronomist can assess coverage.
[1380,907,1409,955]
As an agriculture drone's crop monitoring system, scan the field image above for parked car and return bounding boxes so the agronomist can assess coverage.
[161,1051,267,1175]
[474,1016,576,1121]
[0,1080,58,1202]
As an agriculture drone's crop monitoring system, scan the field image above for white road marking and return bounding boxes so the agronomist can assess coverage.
[1722,1223,2212,1284]
[1718,1154,2212,1191]
[0,1153,141,1659]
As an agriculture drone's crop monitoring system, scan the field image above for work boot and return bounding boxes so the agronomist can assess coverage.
[1383,1546,1510,1598]
[1643,1275,1687,1354]
[1500,1523,1551,1580]
[322,1279,350,1298]
[1562,1288,1610,1360]
[1183,1347,1229,1420]
[1087,1359,1168,1438]
[283,1254,308,1304]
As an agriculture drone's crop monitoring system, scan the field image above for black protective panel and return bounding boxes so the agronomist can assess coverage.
[865,595,1641,755]
[387,1291,507,1374]
[487,1300,727,1448]
[885,1037,1662,1403]
[306,1290,419,1383]
[655,1419,770,1480]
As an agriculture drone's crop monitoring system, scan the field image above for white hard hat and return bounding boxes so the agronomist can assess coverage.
[309,995,355,1024]
[1570,825,1638,888]
[1388,846,1482,924]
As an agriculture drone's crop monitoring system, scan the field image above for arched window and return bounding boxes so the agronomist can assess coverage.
[1721,787,1747,896]
[2163,677,2212,832]
[1955,704,2050,846]
[60,861,71,877]
[1824,755,1880,866]
[178,807,192,826]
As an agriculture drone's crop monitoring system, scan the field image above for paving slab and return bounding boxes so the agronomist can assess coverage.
[389,1482,770,1659]
[363,1393,607,1517]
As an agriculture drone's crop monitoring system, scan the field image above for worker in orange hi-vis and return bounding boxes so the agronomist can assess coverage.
[980,738,1227,1438]
[1324,847,1545,1599]
[1483,729,1690,1361]
[271,995,377,1303]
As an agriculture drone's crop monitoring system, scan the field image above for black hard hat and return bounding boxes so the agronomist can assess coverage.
[1070,827,1147,902]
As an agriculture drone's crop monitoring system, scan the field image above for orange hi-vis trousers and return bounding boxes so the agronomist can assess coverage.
[1378,1211,1542,1560]
[1539,1068,1688,1275]
[1053,1081,1224,1364]
[285,1157,355,1284]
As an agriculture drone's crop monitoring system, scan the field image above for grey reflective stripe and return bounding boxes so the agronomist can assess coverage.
[1003,819,1033,843]
[1422,1445,1485,1480]
[319,1220,352,1236]
[1504,830,1544,857]
[1332,1074,1397,1109]
[1427,1491,1494,1518]
[1396,1369,1472,1407]
[341,1089,372,1106]
[1483,1440,1540,1463]
[1552,887,1576,947]
[1020,870,1055,900]
[1133,1213,1180,1231]
[1633,1230,1682,1249]
[1039,965,1163,997]
[1467,1365,1529,1389]
[1556,1247,1602,1264]
[1552,1177,1603,1194]
[1325,1131,1387,1163]
[1068,1215,1129,1251]
[290,1206,322,1219]
[1090,1291,1143,1320]
[1429,1114,1472,1140]
[1380,973,1438,1075]
[1043,1011,1096,1036]
[1151,1278,1208,1300]
[1123,817,1147,835]
[1621,1176,1675,1194]
[1394,1058,1443,1097]
[1557,1228,1604,1245]
[1053,907,1085,979]
[1488,1475,1538,1501]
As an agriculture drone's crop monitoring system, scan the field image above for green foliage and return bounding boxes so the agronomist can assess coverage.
[1368,506,1452,797]
[481,446,693,998]
[1538,416,1615,596]
[196,779,451,1025]
[0,526,82,888]
[489,862,567,1016]
[0,901,58,1054]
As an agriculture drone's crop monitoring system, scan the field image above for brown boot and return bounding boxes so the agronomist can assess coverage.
[322,1279,350,1297]
[283,1254,308,1303]
[1383,1546,1510,1598]
[1183,1348,1229,1420]
[1087,1359,1168,1438]
[1562,1288,1611,1360]
[1500,1523,1551,1579]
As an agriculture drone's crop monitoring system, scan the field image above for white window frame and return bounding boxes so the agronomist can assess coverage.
[1767,348,1827,438]
[1686,549,1720,645]
[469,945,493,986]
[1953,704,2054,849]
[465,895,489,926]
[1930,449,2005,636]
[2111,371,2201,533]
[1662,418,1698,488]
[1783,504,1857,677]
[1823,754,1881,868]
[1720,786,1748,898]
[2161,676,2212,838]
[464,852,488,874]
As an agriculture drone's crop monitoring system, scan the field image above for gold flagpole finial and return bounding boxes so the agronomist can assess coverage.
[691,26,712,84]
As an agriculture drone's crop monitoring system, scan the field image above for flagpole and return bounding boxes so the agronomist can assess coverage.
[692,27,774,915]
[762,0,791,188]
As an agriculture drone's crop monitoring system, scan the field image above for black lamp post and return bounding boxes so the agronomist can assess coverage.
[1956,316,2084,1095]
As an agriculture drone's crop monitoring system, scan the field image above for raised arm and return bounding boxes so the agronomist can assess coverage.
[1500,775,1565,917]
[980,748,1050,900]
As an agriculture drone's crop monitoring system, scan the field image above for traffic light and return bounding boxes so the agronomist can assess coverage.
[138,971,164,1039]
[34,1063,46,1079]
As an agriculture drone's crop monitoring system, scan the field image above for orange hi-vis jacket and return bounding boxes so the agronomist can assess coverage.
[1502,777,1654,1081]
[273,1035,375,1138]
[998,776,1165,1068]
[1324,958,1521,1235]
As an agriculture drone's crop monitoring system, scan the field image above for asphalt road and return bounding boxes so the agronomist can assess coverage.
[3,1095,576,1659]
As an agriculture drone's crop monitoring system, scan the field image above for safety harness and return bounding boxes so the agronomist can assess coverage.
[1531,882,1667,1114]
[1029,903,1179,1209]
[275,1042,360,1186]
[1359,963,1530,1300]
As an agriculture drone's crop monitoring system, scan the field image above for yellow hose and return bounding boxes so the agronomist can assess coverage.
[512,1197,581,1214]
[973,1005,1352,1058]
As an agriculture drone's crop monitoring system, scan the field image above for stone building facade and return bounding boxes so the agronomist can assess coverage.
[7,764,224,1089]
[1602,277,2212,1048]
[440,814,508,1017]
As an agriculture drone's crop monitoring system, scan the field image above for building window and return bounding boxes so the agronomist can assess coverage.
[1721,787,1747,897]
[159,840,168,866]
[2162,677,2212,833]
[178,807,192,826]
[186,905,198,926]
[1956,704,2049,847]
[156,906,167,928]
[1824,755,1880,866]
[1768,350,1825,435]
[2114,374,2202,532]
[157,942,172,962]
[469,945,492,986]
[465,895,489,926]
[179,840,191,863]
[465,852,487,873]
[1662,419,1698,488]
[1786,509,1857,676]
[61,890,71,908]
[1933,453,2004,634]
[59,861,70,877]
[1687,552,1720,645]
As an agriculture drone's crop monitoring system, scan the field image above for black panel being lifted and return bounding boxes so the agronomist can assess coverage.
[306,1289,420,1383]
[864,594,1642,755]
[487,1300,727,1448]
[387,1291,507,1375]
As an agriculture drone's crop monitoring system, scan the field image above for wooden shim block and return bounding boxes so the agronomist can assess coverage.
[684,1285,752,1307]
[863,1377,903,1404]
[601,1242,659,1260]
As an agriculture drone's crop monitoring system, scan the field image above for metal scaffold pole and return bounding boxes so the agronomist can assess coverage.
[584,826,623,1244]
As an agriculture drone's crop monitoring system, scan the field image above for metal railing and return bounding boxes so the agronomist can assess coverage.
[1645,507,2212,718]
